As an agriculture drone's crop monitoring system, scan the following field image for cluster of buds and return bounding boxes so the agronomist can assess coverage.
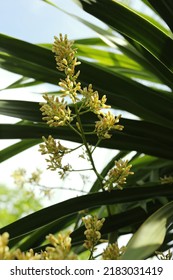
[40,34,124,140]
[52,34,80,76]
[103,159,134,191]
[13,249,41,260]
[82,215,105,253]
[11,168,26,188]
[0,232,11,260]
[11,168,54,200]
[95,112,124,139]
[39,135,71,177]
[102,242,126,260]
[11,168,42,188]
[43,233,77,260]
[0,232,41,260]
[53,34,81,102]
[40,94,73,127]
[80,84,110,115]
[0,232,77,260]
[160,175,173,184]
[28,169,42,185]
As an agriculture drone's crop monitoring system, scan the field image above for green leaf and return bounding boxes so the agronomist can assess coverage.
[76,43,161,83]
[0,100,42,121]
[0,184,173,240]
[78,0,173,72]
[0,139,41,162]
[0,52,58,85]
[11,213,77,251]
[41,1,173,89]
[1,35,173,127]
[121,201,173,259]
[0,77,42,91]
[1,115,173,160]
[147,0,173,33]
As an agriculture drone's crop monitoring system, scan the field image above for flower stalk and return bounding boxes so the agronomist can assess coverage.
[39,33,133,217]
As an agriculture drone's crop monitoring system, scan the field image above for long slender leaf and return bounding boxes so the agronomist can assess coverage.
[11,213,77,251]
[1,121,173,160]
[2,99,173,147]
[42,1,173,89]
[76,44,162,83]
[78,0,173,72]
[0,77,42,91]
[147,0,173,33]
[121,201,173,259]
[0,139,41,162]
[1,35,173,128]
[0,184,173,240]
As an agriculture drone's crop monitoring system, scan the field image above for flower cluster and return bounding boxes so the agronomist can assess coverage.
[95,112,124,139]
[13,249,41,260]
[11,168,26,188]
[103,159,134,191]
[40,34,123,139]
[39,135,71,177]
[0,232,41,260]
[0,232,11,260]
[0,232,77,260]
[53,34,81,102]
[80,84,110,114]
[52,34,81,76]
[42,233,77,260]
[82,215,105,254]
[40,94,73,127]
[102,242,126,260]
[160,175,173,184]
[28,169,42,185]
[11,168,54,200]
[39,34,129,191]
[12,168,42,188]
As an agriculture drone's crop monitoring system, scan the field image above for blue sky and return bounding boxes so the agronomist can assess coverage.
[0,0,106,94]
[0,0,101,43]
[0,0,104,100]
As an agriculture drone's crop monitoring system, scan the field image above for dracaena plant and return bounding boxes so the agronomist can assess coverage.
[1,0,173,260]
[0,34,134,260]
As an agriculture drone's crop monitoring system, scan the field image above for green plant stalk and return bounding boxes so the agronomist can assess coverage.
[74,103,112,218]
[74,103,102,184]
[88,247,95,260]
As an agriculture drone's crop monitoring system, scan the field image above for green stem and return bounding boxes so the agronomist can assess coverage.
[89,248,95,260]
[91,139,102,154]
[70,144,83,152]
[68,123,82,137]
[72,168,93,172]
[74,103,103,187]
[73,104,113,218]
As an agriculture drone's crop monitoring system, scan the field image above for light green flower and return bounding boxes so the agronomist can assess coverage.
[95,112,124,139]
[40,94,73,127]
[102,242,126,260]
[82,215,105,251]
[103,159,134,191]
